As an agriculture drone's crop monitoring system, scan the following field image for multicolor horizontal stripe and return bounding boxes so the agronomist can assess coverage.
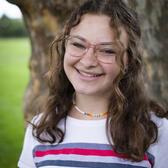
[33,143,154,168]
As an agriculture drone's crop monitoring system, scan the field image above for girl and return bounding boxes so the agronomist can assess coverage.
[18,0,168,168]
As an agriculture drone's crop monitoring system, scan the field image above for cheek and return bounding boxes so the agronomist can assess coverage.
[63,54,73,82]
[64,53,73,72]
[64,53,78,67]
[63,53,71,75]
[64,53,71,66]
[105,63,121,79]
[63,53,79,77]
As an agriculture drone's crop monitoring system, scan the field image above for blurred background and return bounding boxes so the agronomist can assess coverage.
[0,0,167,167]
[0,0,30,167]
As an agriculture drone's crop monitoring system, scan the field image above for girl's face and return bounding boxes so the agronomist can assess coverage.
[64,14,128,98]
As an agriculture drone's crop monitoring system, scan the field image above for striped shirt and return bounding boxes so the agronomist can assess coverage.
[33,142,154,168]
[18,115,168,168]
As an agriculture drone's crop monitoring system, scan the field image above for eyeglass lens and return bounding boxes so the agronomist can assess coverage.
[66,36,123,63]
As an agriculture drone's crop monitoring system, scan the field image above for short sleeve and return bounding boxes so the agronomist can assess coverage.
[17,116,41,168]
[149,116,168,168]
[18,124,37,168]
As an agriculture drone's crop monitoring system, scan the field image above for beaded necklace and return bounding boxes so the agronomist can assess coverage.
[73,95,107,119]
[74,104,107,119]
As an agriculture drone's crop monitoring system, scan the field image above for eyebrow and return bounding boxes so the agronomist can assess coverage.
[69,34,86,42]
[69,34,116,45]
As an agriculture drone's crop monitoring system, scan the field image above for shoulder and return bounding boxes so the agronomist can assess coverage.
[18,113,65,167]
[21,114,43,147]
[18,115,42,168]
[149,113,168,168]
[151,113,168,133]
[150,113,168,143]
[31,113,65,128]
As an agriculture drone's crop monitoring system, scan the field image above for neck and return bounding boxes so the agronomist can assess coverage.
[70,93,109,120]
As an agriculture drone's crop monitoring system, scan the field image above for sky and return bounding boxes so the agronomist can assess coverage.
[0,0,22,18]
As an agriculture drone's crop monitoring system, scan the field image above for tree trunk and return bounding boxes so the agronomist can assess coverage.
[128,0,168,107]
[7,0,86,122]
[7,0,168,122]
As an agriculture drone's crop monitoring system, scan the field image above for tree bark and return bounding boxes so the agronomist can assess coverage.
[7,0,86,122]
[128,0,168,107]
[7,0,168,122]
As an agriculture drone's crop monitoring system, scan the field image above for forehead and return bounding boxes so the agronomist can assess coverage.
[70,14,128,48]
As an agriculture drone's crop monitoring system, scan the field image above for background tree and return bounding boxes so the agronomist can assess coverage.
[0,14,28,37]
[7,0,168,122]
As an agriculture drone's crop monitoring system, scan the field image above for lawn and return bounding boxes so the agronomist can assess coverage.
[0,38,30,168]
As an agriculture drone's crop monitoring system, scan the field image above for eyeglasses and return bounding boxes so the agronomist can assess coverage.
[65,35,125,64]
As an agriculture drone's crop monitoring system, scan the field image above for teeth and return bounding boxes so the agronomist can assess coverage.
[79,71,101,77]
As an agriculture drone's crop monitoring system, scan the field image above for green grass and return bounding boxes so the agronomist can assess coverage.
[0,38,30,168]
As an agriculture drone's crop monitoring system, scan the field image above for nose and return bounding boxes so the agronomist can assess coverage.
[80,47,99,67]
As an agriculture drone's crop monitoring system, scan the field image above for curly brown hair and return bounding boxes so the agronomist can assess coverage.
[32,0,168,162]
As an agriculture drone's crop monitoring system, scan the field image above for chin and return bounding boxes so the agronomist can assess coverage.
[74,87,106,97]
[74,87,97,95]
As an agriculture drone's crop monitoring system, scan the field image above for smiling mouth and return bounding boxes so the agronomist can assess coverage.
[76,68,103,78]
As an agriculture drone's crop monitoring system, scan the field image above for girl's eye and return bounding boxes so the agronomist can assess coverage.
[71,42,86,50]
[99,49,116,55]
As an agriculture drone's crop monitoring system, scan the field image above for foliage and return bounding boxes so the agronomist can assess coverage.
[0,38,30,168]
[0,15,28,37]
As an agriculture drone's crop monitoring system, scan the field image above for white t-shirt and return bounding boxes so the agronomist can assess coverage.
[18,114,168,168]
